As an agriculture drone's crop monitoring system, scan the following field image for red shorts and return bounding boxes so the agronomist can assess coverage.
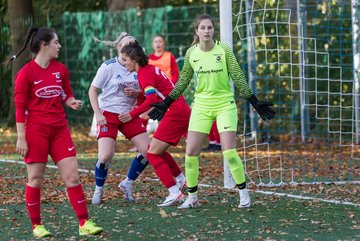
[97,111,147,140]
[153,98,190,146]
[24,122,76,164]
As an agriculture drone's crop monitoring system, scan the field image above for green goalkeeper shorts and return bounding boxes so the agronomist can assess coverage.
[188,103,238,134]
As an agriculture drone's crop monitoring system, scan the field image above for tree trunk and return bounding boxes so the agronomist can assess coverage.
[106,0,164,11]
[6,0,34,126]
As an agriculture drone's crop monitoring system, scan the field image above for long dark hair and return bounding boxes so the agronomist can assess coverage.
[191,14,215,46]
[121,41,149,67]
[7,26,55,63]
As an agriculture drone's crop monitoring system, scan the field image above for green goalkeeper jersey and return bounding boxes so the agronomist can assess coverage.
[169,40,253,109]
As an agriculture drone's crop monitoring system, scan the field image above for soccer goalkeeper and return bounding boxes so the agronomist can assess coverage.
[149,14,275,209]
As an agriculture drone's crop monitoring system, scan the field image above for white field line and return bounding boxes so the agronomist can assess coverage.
[0,158,93,174]
[1,159,358,206]
[254,190,360,207]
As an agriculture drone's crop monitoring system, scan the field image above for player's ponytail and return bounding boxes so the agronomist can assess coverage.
[93,32,136,48]
[6,26,38,64]
[191,35,199,46]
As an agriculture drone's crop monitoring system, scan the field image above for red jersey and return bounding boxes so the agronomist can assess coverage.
[14,59,74,127]
[129,64,187,118]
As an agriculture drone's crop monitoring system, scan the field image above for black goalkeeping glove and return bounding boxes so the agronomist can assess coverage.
[248,95,276,121]
[149,96,175,121]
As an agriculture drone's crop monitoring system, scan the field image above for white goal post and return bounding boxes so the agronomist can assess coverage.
[220,0,236,189]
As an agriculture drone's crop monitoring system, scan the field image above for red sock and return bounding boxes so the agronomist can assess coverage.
[213,128,220,144]
[208,125,215,141]
[26,185,41,229]
[162,151,182,177]
[67,184,88,226]
[146,153,176,188]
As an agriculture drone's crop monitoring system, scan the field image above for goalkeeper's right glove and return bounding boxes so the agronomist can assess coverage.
[148,96,175,121]
[248,95,276,121]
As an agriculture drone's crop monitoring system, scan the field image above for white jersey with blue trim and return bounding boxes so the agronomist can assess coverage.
[91,58,139,114]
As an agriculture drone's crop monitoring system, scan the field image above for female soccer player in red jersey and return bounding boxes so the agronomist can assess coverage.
[119,41,189,207]
[127,34,181,152]
[12,26,103,238]
[149,14,275,209]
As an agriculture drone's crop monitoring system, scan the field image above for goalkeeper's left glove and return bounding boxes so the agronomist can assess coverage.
[248,95,276,121]
[148,96,175,121]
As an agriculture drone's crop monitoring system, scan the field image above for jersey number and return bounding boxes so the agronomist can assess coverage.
[155,67,174,87]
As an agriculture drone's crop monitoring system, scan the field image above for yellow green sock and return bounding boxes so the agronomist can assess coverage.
[223,149,246,184]
[185,155,199,189]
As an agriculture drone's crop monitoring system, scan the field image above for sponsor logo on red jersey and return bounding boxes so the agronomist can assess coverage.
[35,85,63,98]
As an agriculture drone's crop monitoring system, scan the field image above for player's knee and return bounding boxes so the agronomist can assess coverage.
[62,173,80,187]
[27,175,44,188]
[186,147,201,156]
[98,152,113,163]
[136,143,149,156]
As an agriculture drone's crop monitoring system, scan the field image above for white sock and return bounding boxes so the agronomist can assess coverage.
[239,188,248,195]
[188,192,198,198]
[124,177,134,184]
[175,173,185,183]
[209,141,216,145]
[168,185,181,195]
[95,185,103,190]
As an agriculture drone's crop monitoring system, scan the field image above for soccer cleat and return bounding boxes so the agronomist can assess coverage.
[176,178,187,192]
[79,219,103,236]
[212,144,222,151]
[33,224,52,238]
[178,194,200,209]
[201,144,221,152]
[119,180,135,202]
[201,143,216,152]
[91,188,104,205]
[157,192,185,207]
[238,189,251,208]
